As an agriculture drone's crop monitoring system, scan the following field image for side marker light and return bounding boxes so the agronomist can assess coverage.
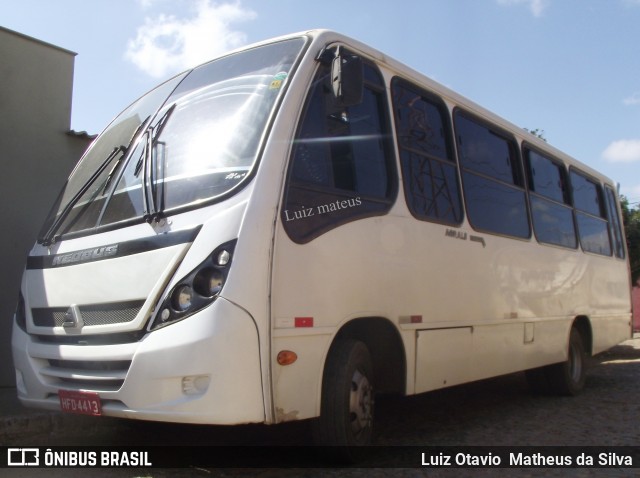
[277,350,298,366]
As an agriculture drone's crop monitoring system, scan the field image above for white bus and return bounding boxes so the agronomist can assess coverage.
[13,30,632,452]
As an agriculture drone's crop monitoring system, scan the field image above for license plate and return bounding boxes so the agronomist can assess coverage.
[58,390,102,416]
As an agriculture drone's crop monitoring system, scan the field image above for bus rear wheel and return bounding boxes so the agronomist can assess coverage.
[312,339,374,457]
[546,327,587,396]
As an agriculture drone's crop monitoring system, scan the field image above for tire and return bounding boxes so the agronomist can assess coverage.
[312,339,374,459]
[545,327,587,396]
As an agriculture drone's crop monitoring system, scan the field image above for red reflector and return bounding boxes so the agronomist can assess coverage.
[295,317,314,328]
[410,315,423,324]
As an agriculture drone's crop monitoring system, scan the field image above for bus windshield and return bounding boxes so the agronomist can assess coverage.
[40,37,305,244]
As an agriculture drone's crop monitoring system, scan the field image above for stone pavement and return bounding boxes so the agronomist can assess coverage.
[0,386,83,444]
[0,386,124,445]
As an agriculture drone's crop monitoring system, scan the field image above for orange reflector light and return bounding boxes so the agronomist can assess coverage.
[294,317,313,327]
[277,350,298,366]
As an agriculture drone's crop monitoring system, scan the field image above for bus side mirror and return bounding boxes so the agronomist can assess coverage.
[331,49,363,107]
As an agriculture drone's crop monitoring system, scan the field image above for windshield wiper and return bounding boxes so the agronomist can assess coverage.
[40,115,152,246]
[102,152,126,194]
[41,145,127,246]
[142,103,176,222]
[101,116,151,195]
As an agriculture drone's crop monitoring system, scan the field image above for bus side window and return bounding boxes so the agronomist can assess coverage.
[605,185,626,259]
[282,59,396,243]
[392,79,463,225]
[570,170,612,256]
[525,147,577,249]
[454,111,530,239]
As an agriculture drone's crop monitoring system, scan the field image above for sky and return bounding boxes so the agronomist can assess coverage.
[2,0,639,205]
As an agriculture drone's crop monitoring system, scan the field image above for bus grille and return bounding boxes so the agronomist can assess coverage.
[40,359,131,391]
[31,300,145,327]
[34,331,146,346]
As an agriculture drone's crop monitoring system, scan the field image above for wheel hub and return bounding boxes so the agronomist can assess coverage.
[349,369,373,438]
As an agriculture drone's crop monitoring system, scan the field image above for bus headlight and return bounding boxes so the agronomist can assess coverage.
[172,285,194,311]
[193,267,224,297]
[152,239,236,330]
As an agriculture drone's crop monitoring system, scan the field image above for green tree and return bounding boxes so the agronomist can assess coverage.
[621,196,640,286]
[524,128,547,142]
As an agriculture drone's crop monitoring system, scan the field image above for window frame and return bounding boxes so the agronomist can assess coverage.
[453,108,531,240]
[523,144,578,250]
[281,52,398,244]
[569,167,612,256]
[604,185,626,260]
[391,77,464,227]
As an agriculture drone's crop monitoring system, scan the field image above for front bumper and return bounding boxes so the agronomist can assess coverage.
[12,297,265,425]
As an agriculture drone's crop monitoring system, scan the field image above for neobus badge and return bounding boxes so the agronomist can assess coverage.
[51,244,118,266]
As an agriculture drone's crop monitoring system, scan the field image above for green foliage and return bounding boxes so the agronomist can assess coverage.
[524,128,547,142]
[621,196,640,286]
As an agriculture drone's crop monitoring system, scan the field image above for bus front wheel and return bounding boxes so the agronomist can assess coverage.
[312,339,374,454]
